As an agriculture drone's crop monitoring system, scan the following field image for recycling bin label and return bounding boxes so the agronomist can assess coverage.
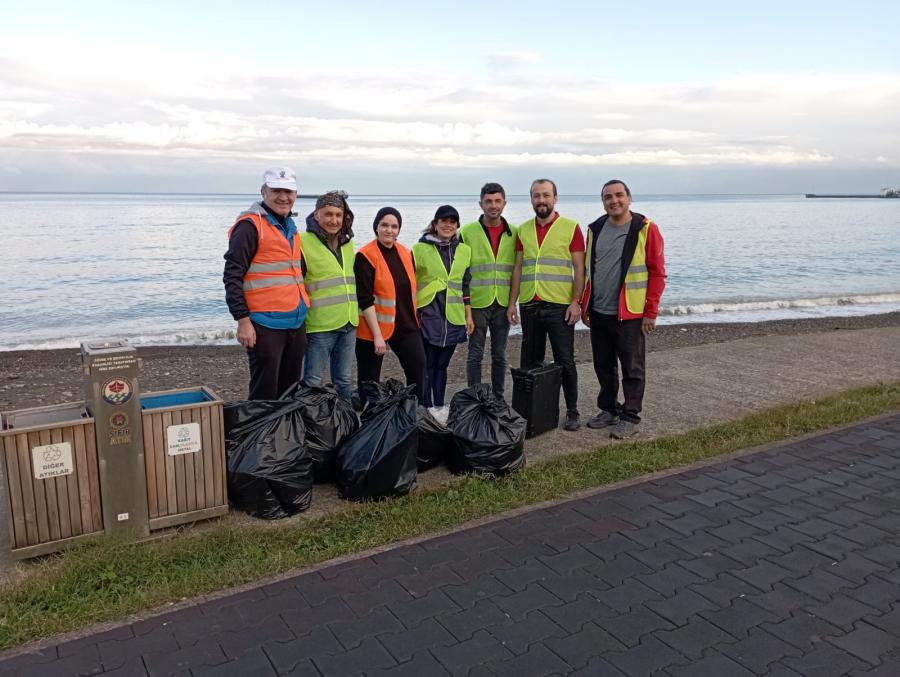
[31,442,74,480]
[166,422,201,456]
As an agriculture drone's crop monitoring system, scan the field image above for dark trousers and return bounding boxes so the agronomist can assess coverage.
[355,331,426,404]
[246,322,307,400]
[520,301,578,411]
[466,302,511,398]
[423,341,457,408]
[589,311,646,423]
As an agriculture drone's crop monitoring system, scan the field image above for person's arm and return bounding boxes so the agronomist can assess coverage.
[361,306,387,354]
[462,261,474,335]
[354,253,386,354]
[565,226,586,325]
[507,250,523,325]
[642,221,667,335]
[223,220,258,348]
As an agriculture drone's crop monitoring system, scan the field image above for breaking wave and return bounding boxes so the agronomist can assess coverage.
[3,293,899,351]
[661,292,900,317]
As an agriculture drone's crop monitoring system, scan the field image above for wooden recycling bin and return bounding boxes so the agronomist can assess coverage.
[140,387,228,530]
[0,403,104,559]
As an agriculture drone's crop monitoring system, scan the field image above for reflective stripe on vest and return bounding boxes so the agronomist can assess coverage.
[459,221,517,308]
[517,217,577,304]
[585,220,650,314]
[299,232,358,332]
[356,241,417,341]
[623,224,649,313]
[230,211,309,313]
[412,241,471,326]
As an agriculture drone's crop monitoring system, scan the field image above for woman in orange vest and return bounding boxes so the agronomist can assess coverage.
[354,207,425,403]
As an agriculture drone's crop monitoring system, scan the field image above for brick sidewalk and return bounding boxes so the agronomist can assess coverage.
[3,414,900,676]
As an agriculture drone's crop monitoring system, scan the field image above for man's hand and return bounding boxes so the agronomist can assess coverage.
[565,301,581,326]
[236,317,256,348]
[642,317,657,335]
[464,306,476,336]
[374,337,387,355]
[507,303,519,326]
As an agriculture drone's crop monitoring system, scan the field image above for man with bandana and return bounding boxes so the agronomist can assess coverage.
[300,191,358,401]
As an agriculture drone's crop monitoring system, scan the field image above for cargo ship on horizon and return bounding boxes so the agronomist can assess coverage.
[806,187,900,198]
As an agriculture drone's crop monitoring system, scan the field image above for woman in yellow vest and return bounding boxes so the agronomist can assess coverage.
[412,205,474,409]
[300,191,358,401]
[354,207,425,404]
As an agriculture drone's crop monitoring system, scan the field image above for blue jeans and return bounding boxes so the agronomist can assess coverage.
[303,325,355,400]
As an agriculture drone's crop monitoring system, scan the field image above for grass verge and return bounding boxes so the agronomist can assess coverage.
[1,381,898,650]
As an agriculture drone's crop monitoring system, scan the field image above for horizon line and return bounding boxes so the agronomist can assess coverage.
[0,190,803,197]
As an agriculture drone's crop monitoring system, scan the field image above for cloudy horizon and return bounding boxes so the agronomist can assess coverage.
[2,1,898,195]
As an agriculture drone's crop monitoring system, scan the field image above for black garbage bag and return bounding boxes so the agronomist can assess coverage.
[280,382,359,482]
[337,379,418,500]
[359,378,411,415]
[416,406,453,471]
[224,399,314,519]
[447,384,527,476]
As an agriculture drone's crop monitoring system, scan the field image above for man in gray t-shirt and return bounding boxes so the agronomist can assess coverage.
[590,221,630,314]
[582,179,666,439]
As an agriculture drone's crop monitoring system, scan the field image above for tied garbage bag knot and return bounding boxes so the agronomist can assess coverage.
[337,379,419,501]
[447,384,527,476]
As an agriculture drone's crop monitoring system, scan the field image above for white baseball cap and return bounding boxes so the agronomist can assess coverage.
[263,167,298,191]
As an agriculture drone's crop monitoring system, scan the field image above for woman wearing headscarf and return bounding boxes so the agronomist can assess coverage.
[354,207,425,402]
[413,205,474,409]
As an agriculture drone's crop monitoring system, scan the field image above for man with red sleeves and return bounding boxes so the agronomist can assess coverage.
[508,178,586,431]
[582,179,666,438]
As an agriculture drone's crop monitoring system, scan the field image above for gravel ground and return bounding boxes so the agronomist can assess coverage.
[2,312,899,411]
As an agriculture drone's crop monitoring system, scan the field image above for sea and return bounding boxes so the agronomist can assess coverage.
[2,192,899,351]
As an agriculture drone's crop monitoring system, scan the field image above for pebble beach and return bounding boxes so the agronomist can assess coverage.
[2,312,899,412]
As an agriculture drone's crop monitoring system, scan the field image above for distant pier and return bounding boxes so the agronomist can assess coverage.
[805,193,883,198]
[806,188,899,199]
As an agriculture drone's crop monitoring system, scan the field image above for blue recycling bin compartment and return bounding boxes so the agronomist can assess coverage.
[139,387,228,529]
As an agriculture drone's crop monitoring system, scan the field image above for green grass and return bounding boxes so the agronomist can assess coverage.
[1,382,898,650]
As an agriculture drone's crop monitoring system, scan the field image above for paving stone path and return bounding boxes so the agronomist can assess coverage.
[2,414,900,676]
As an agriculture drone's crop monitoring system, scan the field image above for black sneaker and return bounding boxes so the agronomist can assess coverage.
[587,410,619,429]
[563,410,581,431]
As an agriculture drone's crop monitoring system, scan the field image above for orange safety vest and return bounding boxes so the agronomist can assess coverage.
[356,240,417,341]
[229,212,310,313]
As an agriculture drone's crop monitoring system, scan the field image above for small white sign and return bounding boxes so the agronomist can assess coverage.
[166,422,201,456]
[32,442,74,480]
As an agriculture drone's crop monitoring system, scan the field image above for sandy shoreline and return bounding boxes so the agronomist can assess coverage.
[2,312,899,411]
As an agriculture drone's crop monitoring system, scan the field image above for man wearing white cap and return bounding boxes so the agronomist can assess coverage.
[224,167,310,399]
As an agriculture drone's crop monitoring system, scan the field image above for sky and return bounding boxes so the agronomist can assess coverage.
[2,0,899,195]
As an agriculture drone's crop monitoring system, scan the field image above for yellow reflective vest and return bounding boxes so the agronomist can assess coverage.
[412,241,471,326]
[517,216,577,304]
[585,220,650,315]
[299,232,358,333]
[459,220,517,308]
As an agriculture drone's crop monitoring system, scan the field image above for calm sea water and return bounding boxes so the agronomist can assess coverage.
[2,192,899,350]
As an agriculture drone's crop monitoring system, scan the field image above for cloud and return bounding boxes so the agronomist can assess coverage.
[486,51,543,69]
[1,38,898,191]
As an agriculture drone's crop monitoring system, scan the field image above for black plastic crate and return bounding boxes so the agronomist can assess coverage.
[510,363,563,438]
